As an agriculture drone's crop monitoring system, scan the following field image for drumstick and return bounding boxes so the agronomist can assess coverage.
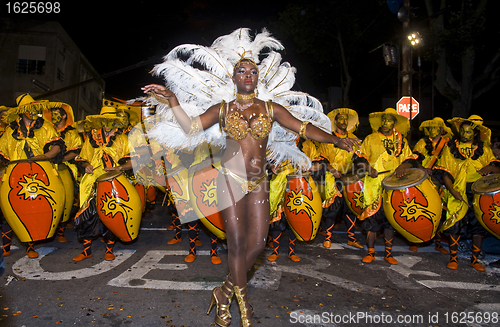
[377,170,391,175]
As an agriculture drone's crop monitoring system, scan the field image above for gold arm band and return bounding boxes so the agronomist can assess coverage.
[149,91,171,106]
[189,117,200,134]
[299,121,310,140]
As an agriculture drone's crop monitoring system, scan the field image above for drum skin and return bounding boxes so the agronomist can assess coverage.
[58,164,74,223]
[342,174,365,216]
[96,171,142,242]
[382,169,441,243]
[284,174,322,241]
[0,160,65,242]
[188,162,226,240]
[473,174,500,238]
[166,166,190,215]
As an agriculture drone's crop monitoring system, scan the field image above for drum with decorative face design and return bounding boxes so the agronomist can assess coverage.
[188,160,226,240]
[283,172,323,241]
[341,172,365,216]
[96,171,142,242]
[0,160,65,242]
[57,163,75,223]
[382,168,441,243]
[472,173,500,238]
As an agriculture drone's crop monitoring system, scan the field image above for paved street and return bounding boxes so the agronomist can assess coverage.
[1,202,500,327]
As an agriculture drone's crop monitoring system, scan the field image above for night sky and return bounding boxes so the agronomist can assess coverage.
[2,0,499,125]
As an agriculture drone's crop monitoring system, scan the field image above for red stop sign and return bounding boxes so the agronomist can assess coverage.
[396,96,419,119]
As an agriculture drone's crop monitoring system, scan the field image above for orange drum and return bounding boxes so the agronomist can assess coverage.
[58,163,75,223]
[188,160,226,240]
[472,173,500,238]
[134,182,146,212]
[166,165,190,215]
[283,172,323,241]
[96,170,142,242]
[0,160,65,242]
[382,168,442,243]
[341,172,365,216]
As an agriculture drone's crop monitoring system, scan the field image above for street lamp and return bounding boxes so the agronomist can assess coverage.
[408,32,424,47]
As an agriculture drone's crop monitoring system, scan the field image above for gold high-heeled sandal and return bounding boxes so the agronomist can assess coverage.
[207,277,234,327]
[234,285,253,327]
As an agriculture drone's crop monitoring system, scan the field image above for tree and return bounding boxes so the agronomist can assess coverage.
[423,0,500,117]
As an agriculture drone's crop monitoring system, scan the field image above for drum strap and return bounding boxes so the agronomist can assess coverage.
[428,137,447,168]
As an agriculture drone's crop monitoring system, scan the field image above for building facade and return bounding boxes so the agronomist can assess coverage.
[0,18,103,120]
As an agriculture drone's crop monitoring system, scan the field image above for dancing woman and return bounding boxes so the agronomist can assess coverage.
[141,29,358,327]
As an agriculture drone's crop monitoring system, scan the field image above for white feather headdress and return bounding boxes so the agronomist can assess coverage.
[142,28,331,170]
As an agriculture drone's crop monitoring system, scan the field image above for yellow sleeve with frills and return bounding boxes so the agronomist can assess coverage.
[63,128,83,153]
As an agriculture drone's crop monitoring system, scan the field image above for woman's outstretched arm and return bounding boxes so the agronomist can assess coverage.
[273,103,360,152]
[142,84,219,134]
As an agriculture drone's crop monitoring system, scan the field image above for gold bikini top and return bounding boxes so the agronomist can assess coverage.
[219,100,274,141]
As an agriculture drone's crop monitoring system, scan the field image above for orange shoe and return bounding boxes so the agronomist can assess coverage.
[167,238,182,245]
[73,253,92,261]
[347,241,364,249]
[3,250,11,257]
[333,223,340,229]
[288,255,301,262]
[105,252,115,261]
[409,245,418,252]
[184,254,196,263]
[267,254,279,262]
[57,235,67,243]
[27,250,39,259]
[211,255,222,265]
[195,239,203,247]
[384,256,398,265]
[470,262,485,271]
[446,261,458,270]
[167,224,174,231]
[323,240,331,248]
[362,248,375,263]
[66,222,74,229]
[435,246,449,254]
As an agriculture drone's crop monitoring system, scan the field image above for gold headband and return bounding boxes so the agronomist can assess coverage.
[234,58,259,73]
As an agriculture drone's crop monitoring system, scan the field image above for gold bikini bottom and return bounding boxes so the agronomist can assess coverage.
[217,167,267,194]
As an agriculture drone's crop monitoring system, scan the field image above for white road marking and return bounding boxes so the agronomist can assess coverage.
[417,280,500,291]
[12,247,135,280]
[107,250,220,290]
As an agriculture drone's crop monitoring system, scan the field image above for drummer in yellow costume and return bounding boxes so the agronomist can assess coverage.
[409,117,452,253]
[353,108,417,265]
[0,106,14,257]
[317,108,363,249]
[0,94,66,258]
[267,159,301,262]
[44,103,83,242]
[72,106,133,261]
[434,115,500,271]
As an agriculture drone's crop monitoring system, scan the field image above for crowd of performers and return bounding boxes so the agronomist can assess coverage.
[1,94,500,272]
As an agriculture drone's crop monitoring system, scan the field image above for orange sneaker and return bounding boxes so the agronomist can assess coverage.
[167,224,174,231]
[211,255,222,265]
[104,252,115,261]
[362,248,375,263]
[470,262,485,271]
[333,223,340,229]
[195,239,203,247]
[435,246,449,254]
[323,240,331,248]
[267,254,279,262]
[384,256,398,265]
[347,241,364,249]
[409,245,418,252]
[3,249,11,257]
[57,235,67,243]
[73,253,92,261]
[184,254,196,263]
[27,250,39,259]
[288,255,301,262]
[446,261,458,270]
[66,222,74,229]
[167,238,182,245]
